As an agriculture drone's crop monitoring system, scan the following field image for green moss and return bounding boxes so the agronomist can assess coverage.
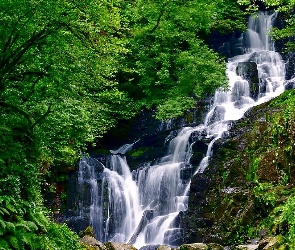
[200,88,295,246]
[127,147,149,158]
[246,156,260,181]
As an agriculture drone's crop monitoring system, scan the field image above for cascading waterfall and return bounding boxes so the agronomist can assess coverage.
[75,11,286,248]
[194,11,285,175]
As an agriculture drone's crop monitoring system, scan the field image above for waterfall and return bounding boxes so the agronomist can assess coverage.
[74,11,285,248]
[194,11,285,174]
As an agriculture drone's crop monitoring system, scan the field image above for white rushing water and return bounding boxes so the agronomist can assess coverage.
[76,11,286,248]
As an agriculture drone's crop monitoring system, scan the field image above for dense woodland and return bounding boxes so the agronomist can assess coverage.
[0,0,295,249]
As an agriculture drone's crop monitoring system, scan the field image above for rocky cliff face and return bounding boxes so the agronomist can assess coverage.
[182,89,295,247]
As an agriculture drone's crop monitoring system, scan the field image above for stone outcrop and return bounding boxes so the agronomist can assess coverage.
[156,245,172,250]
[79,236,107,250]
[105,242,137,250]
[182,89,295,247]
[179,243,209,250]
[236,62,259,100]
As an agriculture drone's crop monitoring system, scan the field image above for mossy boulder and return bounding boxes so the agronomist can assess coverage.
[156,245,172,250]
[79,236,107,250]
[105,242,137,250]
[179,243,208,250]
[79,226,96,238]
[207,243,224,250]
[260,235,285,250]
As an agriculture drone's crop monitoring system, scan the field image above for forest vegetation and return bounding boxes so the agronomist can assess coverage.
[0,0,294,249]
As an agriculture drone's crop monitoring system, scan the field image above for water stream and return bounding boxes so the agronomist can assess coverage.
[75,12,286,248]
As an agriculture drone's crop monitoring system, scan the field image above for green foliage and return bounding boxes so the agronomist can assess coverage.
[119,0,245,120]
[0,0,135,248]
[271,195,295,248]
[246,156,261,181]
[128,147,150,158]
[0,196,83,250]
[253,182,279,207]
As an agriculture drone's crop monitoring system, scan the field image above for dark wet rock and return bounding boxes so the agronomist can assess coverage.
[206,106,226,125]
[206,31,245,58]
[163,228,183,246]
[284,79,295,90]
[236,62,259,100]
[128,210,154,245]
[139,245,160,250]
[284,52,295,80]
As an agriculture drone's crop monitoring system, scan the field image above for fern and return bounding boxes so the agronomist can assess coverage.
[0,217,6,232]
[0,207,10,216]
[7,235,20,249]
[0,196,83,250]
[5,222,15,233]
[0,238,11,250]
[30,211,48,232]
[15,221,36,232]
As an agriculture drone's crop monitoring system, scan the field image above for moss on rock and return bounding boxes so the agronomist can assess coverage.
[179,243,208,250]
[182,89,295,248]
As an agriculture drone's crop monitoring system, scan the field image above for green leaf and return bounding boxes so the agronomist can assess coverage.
[7,236,19,249]
[0,238,10,250]
[5,222,15,233]
[0,207,10,216]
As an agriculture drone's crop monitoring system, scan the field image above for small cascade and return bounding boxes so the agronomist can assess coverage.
[71,11,286,249]
[76,143,142,243]
[133,126,204,247]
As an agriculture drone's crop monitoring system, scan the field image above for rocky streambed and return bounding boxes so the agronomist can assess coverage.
[79,226,284,250]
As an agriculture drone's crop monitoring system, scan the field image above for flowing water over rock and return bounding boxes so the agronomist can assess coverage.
[69,12,286,248]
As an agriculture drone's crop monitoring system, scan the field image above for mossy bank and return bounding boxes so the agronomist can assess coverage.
[182,89,295,249]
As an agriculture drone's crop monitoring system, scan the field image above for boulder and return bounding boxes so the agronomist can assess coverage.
[179,243,208,250]
[236,62,259,100]
[207,243,224,250]
[79,226,96,238]
[156,245,172,250]
[259,235,284,250]
[232,246,248,250]
[79,236,107,250]
[232,245,258,250]
[139,245,160,250]
[105,242,137,250]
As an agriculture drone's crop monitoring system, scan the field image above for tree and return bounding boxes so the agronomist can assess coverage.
[117,0,246,120]
[0,0,136,248]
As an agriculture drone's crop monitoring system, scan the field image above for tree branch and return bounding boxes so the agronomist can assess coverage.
[31,103,53,129]
[149,3,167,33]
[0,101,33,127]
